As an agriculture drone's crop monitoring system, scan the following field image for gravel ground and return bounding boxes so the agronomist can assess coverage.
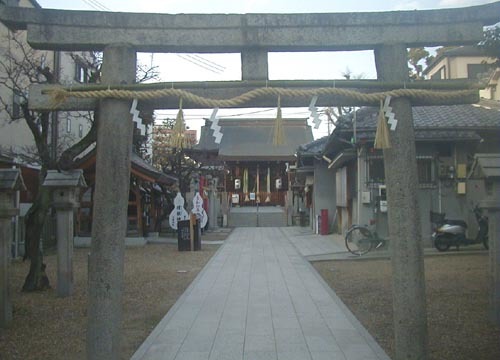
[2,232,499,360]
[313,253,500,360]
[0,241,221,360]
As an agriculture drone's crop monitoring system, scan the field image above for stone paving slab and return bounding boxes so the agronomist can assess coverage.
[281,227,347,257]
[132,227,390,360]
[284,227,488,262]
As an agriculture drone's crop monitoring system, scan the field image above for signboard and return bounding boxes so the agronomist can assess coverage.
[191,192,208,228]
[169,193,189,230]
[177,219,201,251]
[177,220,191,251]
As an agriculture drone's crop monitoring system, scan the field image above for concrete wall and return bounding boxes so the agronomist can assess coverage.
[449,56,488,79]
[346,142,485,247]
[312,161,336,234]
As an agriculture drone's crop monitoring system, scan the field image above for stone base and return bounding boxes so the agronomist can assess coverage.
[74,236,147,247]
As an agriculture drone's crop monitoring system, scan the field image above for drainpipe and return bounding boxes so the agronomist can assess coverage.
[353,110,362,224]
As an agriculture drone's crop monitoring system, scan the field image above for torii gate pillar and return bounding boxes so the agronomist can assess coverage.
[86,44,136,360]
[375,44,429,359]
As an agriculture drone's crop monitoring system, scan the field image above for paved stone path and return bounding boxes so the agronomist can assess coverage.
[132,227,389,360]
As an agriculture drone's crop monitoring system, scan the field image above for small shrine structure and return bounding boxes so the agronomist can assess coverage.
[196,117,313,207]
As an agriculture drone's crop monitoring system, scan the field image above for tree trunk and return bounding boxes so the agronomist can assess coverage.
[22,186,51,292]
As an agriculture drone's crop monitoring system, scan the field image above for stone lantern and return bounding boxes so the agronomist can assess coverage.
[0,168,26,327]
[469,154,500,326]
[43,169,87,297]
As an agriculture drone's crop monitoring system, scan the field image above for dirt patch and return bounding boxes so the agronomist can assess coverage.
[0,242,221,360]
[313,254,500,360]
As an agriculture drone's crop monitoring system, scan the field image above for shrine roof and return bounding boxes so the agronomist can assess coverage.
[353,101,500,131]
[196,118,313,161]
[74,147,177,185]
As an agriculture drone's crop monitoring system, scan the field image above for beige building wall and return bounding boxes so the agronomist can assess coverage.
[0,1,95,162]
[425,53,499,101]
[53,51,95,150]
[0,0,55,158]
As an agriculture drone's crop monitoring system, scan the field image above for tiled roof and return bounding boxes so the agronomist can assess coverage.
[75,148,177,185]
[353,103,500,130]
[439,46,485,57]
[357,129,481,142]
[297,136,329,155]
[196,118,314,161]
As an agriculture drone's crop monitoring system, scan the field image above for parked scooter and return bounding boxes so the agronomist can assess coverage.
[431,205,489,252]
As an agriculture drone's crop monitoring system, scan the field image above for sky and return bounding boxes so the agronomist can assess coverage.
[36,0,496,138]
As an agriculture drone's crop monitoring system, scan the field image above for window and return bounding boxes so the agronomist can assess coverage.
[431,66,446,80]
[79,124,83,138]
[467,63,491,81]
[75,63,89,83]
[367,155,435,186]
[417,157,434,185]
[436,143,452,157]
[66,118,71,133]
[367,157,385,185]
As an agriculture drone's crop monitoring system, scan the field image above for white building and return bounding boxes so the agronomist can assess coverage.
[423,45,500,101]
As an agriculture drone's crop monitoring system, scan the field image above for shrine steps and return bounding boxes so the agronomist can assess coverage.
[228,206,287,227]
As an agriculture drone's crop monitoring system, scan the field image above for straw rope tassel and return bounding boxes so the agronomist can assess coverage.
[374,99,391,149]
[273,95,286,146]
[244,168,249,202]
[265,166,271,203]
[256,166,260,203]
[172,98,187,149]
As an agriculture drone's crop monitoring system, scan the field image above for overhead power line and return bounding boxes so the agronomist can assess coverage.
[189,54,226,72]
[177,54,226,74]
[81,0,111,11]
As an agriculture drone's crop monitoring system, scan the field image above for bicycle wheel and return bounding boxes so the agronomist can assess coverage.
[345,226,373,256]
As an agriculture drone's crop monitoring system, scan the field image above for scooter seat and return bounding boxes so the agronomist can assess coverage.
[444,219,467,228]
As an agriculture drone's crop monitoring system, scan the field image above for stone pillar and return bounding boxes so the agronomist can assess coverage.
[241,50,268,80]
[55,203,74,296]
[0,169,25,328]
[221,192,229,227]
[43,169,86,298]
[208,177,218,230]
[374,44,428,359]
[87,44,136,360]
[480,188,500,326]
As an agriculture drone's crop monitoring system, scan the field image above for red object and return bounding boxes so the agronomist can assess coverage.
[320,209,329,235]
[199,176,209,212]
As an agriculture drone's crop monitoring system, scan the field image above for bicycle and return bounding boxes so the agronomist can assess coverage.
[345,223,387,256]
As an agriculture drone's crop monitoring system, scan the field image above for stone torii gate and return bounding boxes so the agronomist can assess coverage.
[1,2,499,359]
